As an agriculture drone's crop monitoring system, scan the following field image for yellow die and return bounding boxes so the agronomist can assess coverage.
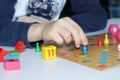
[42,45,56,60]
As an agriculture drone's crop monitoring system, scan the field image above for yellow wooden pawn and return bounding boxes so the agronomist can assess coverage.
[104,34,110,45]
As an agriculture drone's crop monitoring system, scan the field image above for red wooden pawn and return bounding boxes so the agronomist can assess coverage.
[97,35,103,47]
[14,41,26,53]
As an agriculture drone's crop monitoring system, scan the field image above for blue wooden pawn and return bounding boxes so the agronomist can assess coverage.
[81,45,88,55]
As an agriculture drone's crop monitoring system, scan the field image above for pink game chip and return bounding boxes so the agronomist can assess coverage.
[4,59,20,70]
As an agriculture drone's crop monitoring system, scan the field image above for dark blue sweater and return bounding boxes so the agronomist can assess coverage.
[0,0,107,47]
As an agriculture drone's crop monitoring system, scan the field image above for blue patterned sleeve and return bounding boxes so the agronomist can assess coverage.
[0,0,35,48]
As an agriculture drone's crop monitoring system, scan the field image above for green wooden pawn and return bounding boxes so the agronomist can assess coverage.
[35,42,41,53]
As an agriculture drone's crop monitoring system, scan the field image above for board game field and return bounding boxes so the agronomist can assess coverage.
[56,35,120,71]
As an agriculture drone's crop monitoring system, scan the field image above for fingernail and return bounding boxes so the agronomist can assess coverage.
[76,44,80,48]
[83,39,88,45]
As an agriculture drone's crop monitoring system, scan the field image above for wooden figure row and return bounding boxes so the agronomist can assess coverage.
[0,41,26,71]
[97,34,110,48]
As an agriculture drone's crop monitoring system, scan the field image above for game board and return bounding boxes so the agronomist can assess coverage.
[56,35,120,71]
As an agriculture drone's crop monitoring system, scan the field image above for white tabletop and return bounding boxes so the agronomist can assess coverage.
[0,46,120,80]
[1,18,120,80]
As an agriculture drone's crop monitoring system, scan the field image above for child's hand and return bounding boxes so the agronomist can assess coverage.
[40,17,88,48]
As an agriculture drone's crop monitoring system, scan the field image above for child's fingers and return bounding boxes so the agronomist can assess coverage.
[64,17,88,45]
[62,22,81,48]
[75,25,88,45]
[58,29,72,44]
[52,34,64,45]
[78,28,88,45]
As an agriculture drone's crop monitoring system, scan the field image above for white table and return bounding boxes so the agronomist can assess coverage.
[1,18,120,80]
[0,46,120,80]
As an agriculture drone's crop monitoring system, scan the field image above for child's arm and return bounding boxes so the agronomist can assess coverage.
[0,0,36,47]
[28,17,88,48]
[17,16,88,48]
[16,16,88,48]
[0,0,88,48]
[70,0,108,33]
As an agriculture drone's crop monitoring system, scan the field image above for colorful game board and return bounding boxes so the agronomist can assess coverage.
[56,35,120,71]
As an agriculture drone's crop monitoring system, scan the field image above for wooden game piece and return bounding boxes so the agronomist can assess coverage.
[0,48,10,62]
[97,35,103,47]
[4,54,20,60]
[104,34,110,45]
[35,42,41,53]
[14,41,26,53]
[10,50,19,55]
[4,59,20,70]
[42,45,56,60]
[81,45,88,55]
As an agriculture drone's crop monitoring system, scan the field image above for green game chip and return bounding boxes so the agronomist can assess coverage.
[89,44,96,46]
[82,59,91,63]
[68,48,74,52]
[88,38,94,41]
[10,50,19,55]
[117,58,120,62]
